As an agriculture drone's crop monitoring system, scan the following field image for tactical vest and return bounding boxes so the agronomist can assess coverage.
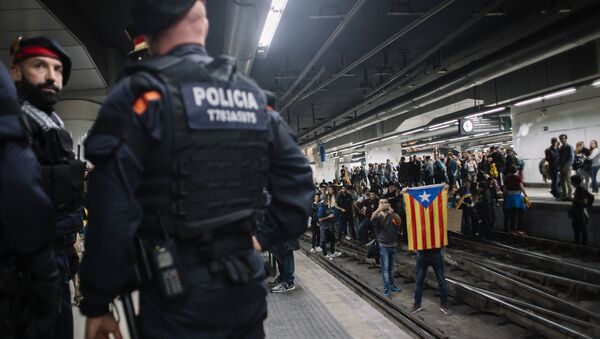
[21,101,85,215]
[129,55,269,250]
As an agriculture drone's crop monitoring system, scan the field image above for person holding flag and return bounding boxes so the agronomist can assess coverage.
[402,184,451,315]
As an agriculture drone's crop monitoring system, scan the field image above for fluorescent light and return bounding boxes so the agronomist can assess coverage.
[515,96,543,107]
[401,128,425,136]
[593,79,600,87]
[465,107,505,118]
[428,119,457,129]
[364,140,379,146]
[515,88,576,107]
[542,87,576,100]
[258,0,289,54]
[473,132,490,137]
[382,135,399,141]
[448,136,469,141]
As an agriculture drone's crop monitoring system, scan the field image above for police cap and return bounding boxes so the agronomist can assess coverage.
[10,36,72,86]
[132,0,205,36]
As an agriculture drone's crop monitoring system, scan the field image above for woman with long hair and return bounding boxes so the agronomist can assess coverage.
[574,141,591,190]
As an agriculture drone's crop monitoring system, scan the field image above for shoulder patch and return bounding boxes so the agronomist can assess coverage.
[180,83,267,131]
[133,90,161,116]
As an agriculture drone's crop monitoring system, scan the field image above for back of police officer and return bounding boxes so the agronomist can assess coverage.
[0,62,60,339]
[80,1,314,338]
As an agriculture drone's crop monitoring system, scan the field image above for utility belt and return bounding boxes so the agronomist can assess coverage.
[41,159,85,213]
[133,214,257,301]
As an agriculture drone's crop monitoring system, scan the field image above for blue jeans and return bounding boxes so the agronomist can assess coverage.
[591,166,599,193]
[414,249,448,306]
[278,251,295,284]
[379,246,397,290]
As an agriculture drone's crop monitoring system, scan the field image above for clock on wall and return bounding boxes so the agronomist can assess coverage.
[459,118,474,135]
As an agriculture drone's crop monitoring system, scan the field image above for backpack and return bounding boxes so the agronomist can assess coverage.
[489,163,499,178]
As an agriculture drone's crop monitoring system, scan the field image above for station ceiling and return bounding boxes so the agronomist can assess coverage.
[4,0,599,144]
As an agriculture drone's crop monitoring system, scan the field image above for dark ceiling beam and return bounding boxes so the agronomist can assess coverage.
[280,66,326,112]
[363,0,505,100]
[300,3,600,146]
[279,0,368,104]
[293,0,457,104]
[40,0,110,86]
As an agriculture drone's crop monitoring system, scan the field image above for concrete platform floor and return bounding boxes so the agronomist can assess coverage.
[72,251,410,339]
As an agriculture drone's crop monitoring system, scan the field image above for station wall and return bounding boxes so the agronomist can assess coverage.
[512,85,600,184]
[55,99,100,161]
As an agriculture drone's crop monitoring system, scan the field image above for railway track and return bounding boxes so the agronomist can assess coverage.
[299,243,448,339]
[332,238,599,339]
[490,231,600,260]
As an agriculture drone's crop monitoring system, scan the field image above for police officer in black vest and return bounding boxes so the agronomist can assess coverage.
[0,61,61,338]
[9,37,86,339]
[80,1,313,338]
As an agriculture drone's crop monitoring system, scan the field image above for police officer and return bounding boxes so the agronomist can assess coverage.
[0,61,60,339]
[9,37,86,339]
[80,0,313,338]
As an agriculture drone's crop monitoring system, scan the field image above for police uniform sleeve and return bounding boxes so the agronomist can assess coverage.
[79,75,164,317]
[255,111,313,250]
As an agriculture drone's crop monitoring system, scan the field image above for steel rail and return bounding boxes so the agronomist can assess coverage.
[448,234,600,284]
[300,245,448,339]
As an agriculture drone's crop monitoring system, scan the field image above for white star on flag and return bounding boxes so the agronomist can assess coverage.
[419,191,431,203]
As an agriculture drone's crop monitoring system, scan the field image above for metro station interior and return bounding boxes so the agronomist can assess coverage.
[1,0,600,338]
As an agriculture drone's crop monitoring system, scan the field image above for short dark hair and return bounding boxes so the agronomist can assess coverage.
[551,137,558,143]
[559,134,568,139]
[571,174,582,186]
[508,165,518,174]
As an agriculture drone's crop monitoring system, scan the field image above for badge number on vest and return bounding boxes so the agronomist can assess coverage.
[182,83,267,131]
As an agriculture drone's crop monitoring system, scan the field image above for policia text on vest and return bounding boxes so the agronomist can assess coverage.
[183,83,267,130]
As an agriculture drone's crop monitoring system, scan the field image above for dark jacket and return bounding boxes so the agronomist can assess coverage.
[545,146,560,169]
[560,143,574,167]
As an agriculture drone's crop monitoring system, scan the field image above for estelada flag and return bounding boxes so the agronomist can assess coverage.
[403,184,448,251]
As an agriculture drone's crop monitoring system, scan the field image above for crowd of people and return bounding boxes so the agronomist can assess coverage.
[312,136,596,259]
[326,145,526,240]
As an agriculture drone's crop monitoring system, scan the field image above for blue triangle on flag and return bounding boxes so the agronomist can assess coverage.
[407,184,444,209]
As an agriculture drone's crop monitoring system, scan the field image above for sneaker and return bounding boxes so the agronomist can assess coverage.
[331,251,342,258]
[325,254,333,261]
[383,288,391,297]
[310,248,316,254]
[440,305,452,315]
[411,304,422,314]
[268,276,282,287]
[390,285,401,292]
[316,246,323,252]
[345,235,352,241]
[271,282,296,293]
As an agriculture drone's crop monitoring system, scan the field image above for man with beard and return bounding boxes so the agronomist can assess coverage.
[10,36,85,339]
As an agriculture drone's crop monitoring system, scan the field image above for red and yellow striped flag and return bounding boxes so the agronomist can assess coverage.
[403,184,448,251]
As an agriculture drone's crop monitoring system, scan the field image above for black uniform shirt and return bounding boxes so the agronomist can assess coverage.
[79,44,313,316]
[0,62,55,253]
